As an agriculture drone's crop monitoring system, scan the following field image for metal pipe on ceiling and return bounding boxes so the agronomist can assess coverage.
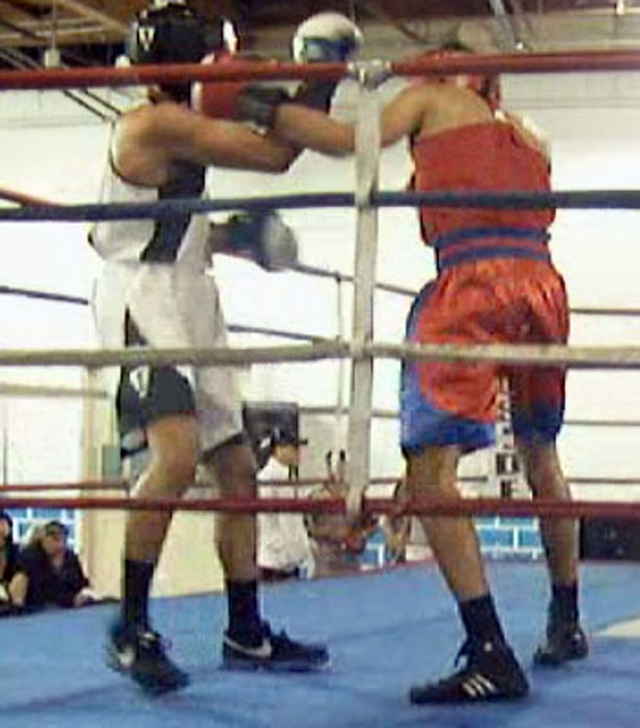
[487,0,520,51]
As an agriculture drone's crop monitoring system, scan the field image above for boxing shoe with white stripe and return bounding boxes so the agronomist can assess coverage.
[106,620,190,696]
[409,639,529,704]
[222,621,329,672]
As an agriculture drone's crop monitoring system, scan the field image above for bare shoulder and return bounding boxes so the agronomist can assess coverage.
[119,101,197,145]
[379,82,440,145]
[391,82,440,108]
[112,102,196,185]
[116,102,210,176]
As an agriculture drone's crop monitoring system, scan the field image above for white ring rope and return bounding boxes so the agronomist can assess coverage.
[0,341,639,369]
[0,382,108,399]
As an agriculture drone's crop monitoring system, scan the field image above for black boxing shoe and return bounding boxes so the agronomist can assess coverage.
[106,620,190,696]
[222,621,329,672]
[533,614,589,667]
[409,638,529,705]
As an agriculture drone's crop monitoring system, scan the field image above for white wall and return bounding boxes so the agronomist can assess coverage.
[0,92,107,487]
[2,70,640,591]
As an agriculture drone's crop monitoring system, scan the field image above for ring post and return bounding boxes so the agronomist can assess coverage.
[346,61,386,518]
[334,272,347,455]
[80,366,101,585]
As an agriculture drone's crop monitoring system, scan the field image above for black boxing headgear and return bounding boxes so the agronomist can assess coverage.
[127,1,231,102]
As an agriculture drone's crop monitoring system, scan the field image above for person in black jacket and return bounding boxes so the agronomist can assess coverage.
[8,520,96,611]
[0,510,19,598]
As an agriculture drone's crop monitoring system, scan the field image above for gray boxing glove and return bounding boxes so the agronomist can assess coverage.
[226,209,299,271]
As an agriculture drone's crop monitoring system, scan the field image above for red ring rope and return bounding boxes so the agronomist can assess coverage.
[0,476,637,492]
[0,494,637,520]
[3,50,640,91]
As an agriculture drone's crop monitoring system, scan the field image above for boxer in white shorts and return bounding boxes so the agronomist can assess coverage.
[87,0,359,696]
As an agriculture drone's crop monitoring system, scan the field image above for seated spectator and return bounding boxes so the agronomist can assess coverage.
[258,428,314,582]
[8,520,98,611]
[0,510,19,601]
[306,450,378,578]
[379,478,412,565]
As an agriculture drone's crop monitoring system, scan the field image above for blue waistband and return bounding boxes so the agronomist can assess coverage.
[434,227,551,274]
[433,227,550,250]
[438,246,550,273]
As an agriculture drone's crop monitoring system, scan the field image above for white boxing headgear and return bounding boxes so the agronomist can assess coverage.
[292,11,363,63]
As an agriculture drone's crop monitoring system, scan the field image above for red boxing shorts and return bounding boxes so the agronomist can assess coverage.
[400,256,569,455]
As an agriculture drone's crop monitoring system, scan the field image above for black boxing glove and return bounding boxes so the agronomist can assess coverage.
[292,80,338,114]
[233,85,292,128]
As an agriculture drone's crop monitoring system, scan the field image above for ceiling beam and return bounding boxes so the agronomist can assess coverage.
[0,0,40,21]
[362,0,433,45]
[54,0,127,34]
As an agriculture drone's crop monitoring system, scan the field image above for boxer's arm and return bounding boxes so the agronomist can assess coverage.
[116,103,299,183]
[176,108,299,172]
[269,104,354,157]
[268,84,430,156]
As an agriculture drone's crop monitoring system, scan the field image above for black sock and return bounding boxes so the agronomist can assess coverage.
[122,558,155,635]
[226,580,262,643]
[458,593,506,646]
[551,582,579,625]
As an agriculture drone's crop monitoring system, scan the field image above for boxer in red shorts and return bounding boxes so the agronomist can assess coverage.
[240,39,589,704]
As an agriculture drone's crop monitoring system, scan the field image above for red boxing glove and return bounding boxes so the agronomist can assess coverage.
[192,53,285,121]
[192,53,253,119]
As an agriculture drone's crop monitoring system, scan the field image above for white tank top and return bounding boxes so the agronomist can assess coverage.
[90,126,217,362]
[90,129,210,270]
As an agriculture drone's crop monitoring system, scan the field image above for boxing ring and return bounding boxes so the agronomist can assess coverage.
[0,563,637,728]
[2,49,640,727]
